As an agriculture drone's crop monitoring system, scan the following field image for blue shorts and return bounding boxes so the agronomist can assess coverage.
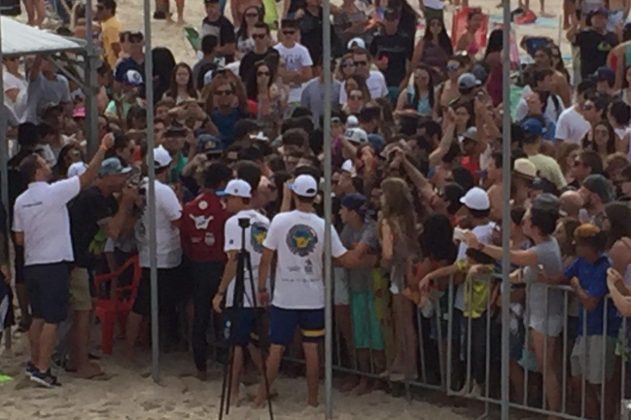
[24,262,70,324]
[270,306,324,346]
[224,308,257,347]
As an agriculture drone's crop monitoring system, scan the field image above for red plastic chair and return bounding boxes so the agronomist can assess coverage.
[93,256,141,354]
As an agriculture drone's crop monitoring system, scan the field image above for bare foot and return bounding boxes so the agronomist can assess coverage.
[354,378,371,395]
[76,361,104,379]
[197,370,208,382]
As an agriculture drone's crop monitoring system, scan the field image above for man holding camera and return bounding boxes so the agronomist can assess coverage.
[212,178,270,402]
[125,145,182,359]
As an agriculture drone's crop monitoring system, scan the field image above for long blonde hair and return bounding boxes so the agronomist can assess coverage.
[379,177,418,246]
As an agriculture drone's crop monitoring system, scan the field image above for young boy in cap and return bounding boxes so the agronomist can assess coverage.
[212,179,270,403]
[253,174,362,407]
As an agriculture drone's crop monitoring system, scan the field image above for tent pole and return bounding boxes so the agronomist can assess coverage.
[143,0,159,383]
[322,0,333,418]
[0,15,11,352]
[84,0,98,157]
[500,2,512,420]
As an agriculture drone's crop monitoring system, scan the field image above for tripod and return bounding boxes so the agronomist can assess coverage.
[219,217,273,420]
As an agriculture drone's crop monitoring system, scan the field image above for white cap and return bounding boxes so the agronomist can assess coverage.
[459,187,490,211]
[67,161,87,177]
[341,159,355,176]
[218,179,252,198]
[346,115,359,128]
[289,174,318,198]
[347,37,366,50]
[344,127,368,144]
[153,145,172,169]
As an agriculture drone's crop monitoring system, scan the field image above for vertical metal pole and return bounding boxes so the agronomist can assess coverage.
[500,1,512,418]
[143,0,159,382]
[0,16,10,352]
[322,0,333,416]
[84,0,98,156]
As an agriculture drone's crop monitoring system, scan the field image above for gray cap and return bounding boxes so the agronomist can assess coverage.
[531,192,560,214]
[583,174,613,203]
[458,72,481,90]
[99,157,132,176]
[460,126,479,143]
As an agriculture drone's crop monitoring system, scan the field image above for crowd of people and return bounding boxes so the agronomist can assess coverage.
[6,0,631,417]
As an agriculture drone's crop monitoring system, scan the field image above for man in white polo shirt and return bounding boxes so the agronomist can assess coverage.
[126,145,182,359]
[253,174,363,408]
[12,134,113,388]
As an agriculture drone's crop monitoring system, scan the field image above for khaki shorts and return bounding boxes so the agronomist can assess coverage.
[571,335,616,384]
[69,267,92,311]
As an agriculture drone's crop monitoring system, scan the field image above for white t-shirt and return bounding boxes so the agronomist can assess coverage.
[273,42,313,103]
[555,106,591,144]
[224,209,270,308]
[22,74,71,124]
[514,85,564,123]
[136,179,182,269]
[454,221,496,311]
[263,210,347,310]
[339,70,388,104]
[13,177,81,266]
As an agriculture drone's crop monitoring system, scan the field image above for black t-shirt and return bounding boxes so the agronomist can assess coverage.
[300,8,341,62]
[370,32,413,87]
[575,29,618,78]
[238,48,280,83]
[69,186,118,268]
[201,16,236,63]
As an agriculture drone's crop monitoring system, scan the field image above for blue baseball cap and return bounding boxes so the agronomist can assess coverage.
[520,117,545,139]
[341,193,368,215]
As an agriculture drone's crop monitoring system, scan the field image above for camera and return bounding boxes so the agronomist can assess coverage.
[238,218,250,229]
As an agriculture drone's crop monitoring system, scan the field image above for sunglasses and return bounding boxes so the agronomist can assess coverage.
[283,30,296,35]
[215,89,233,96]
[573,160,585,167]
[252,33,266,39]
[257,71,270,76]
[354,61,368,66]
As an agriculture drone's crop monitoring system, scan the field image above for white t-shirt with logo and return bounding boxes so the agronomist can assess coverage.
[13,177,81,266]
[224,209,270,308]
[273,42,314,103]
[263,210,347,310]
[555,106,591,145]
[136,179,182,269]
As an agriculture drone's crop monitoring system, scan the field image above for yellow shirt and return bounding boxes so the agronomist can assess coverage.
[101,16,122,68]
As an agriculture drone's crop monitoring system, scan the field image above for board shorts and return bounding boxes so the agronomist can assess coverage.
[269,306,324,346]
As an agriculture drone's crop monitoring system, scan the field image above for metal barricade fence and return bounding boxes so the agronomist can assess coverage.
[314,271,631,420]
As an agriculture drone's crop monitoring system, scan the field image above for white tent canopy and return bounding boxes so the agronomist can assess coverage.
[1,16,85,56]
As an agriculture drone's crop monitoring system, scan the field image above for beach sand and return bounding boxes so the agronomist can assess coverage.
[0,0,565,417]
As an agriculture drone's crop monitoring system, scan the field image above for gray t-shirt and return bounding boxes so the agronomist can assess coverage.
[23,74,71,124]
[340,221,378,293]
[524,237,565,335]
[300,77,341,129]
